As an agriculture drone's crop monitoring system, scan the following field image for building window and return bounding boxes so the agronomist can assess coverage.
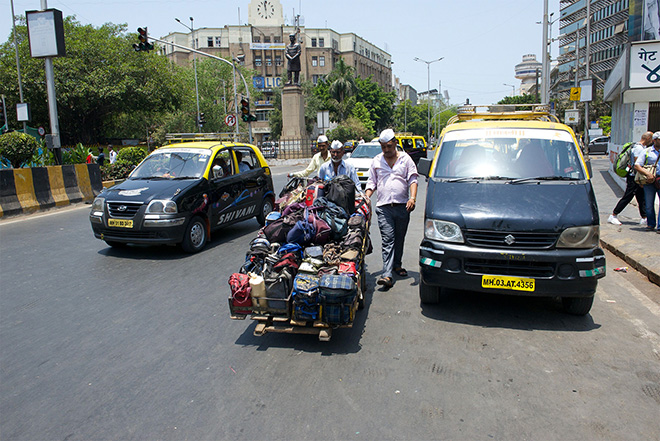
[320,56,325,67]
[207,37,213,47]
[275,55,282,66]
[319,38,325,47]
[215,37,221,47]
[311,38,317,47]
[253,36,261,43]
[264,36,271,43]
[266,56,272,66]
[312,56,318,67]
[255,56,262,67]
[274,36,282,43]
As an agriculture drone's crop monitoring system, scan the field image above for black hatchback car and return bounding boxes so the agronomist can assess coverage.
[90,141,275,253]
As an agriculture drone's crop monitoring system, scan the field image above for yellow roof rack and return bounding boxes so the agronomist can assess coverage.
[447,104,560,124]
[165,132,239,143]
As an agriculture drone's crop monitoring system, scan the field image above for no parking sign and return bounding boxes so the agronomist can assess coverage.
[225,114,236,127]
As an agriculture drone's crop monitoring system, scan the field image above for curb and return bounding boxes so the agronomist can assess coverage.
[600,235,660,286]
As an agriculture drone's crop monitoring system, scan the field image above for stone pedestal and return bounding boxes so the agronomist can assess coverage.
[281,85,307,140]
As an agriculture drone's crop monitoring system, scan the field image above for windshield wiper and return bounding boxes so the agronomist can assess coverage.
[172,176,200,180]
[445,176,512,182]
[510,176,580,184]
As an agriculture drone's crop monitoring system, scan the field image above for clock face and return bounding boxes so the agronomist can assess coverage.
[257,0,275,19]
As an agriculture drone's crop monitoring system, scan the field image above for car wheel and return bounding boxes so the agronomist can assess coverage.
[180,216,208,253]
[256,196,274,226]
[419,280,440,304]
[561,295,594,316]
[104,240,126,248]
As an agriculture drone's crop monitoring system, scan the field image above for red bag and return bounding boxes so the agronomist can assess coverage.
[355,198,371,221]
[339,261,357,275]
[229,273,252,314]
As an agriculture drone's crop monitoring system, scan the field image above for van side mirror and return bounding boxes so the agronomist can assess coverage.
[213,165,224,179]
[417,157,432,177]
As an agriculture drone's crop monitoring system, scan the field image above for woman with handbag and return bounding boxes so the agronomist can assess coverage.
[634,132,660,232]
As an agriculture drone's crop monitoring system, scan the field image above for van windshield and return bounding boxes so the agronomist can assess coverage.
[433,129,585,180]
[130,148,212,180]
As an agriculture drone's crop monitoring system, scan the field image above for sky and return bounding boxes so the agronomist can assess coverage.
[1,0,560,105]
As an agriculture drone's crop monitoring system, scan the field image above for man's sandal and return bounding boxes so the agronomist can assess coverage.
[394,268,408,277]
[377,276,393,288]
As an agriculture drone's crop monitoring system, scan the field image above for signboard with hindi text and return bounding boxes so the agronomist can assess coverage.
[630,41,660,88]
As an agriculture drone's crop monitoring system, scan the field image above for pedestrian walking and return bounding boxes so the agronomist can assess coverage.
[608,131,651,225]
[364,129,418,289]
[634,131,660,232]
[108,145,117,164]
[288,135,330,178]
[97,147,106,166]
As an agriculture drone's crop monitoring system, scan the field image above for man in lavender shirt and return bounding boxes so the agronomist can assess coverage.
[364,129,418,289]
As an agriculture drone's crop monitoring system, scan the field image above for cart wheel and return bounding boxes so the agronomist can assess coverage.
[357,275,365,310]
[319,328,332,341]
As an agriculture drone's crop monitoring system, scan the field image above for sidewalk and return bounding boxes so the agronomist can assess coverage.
[591,156,660,286]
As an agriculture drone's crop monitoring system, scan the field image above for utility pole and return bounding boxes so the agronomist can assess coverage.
[584,0,591,147]
[541,0,549,103]
[41,0,62,164]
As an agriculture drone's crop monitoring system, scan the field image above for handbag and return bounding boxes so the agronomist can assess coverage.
[634,152,660,186]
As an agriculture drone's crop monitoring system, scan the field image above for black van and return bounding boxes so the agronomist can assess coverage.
[417,105,605,315]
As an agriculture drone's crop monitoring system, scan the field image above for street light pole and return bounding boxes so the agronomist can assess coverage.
[176,17,201,133]
[414,57,443,143]
[503,83,515,97]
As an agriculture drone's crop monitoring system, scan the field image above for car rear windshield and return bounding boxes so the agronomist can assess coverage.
[433,128,585,180]
[130,148,212,179]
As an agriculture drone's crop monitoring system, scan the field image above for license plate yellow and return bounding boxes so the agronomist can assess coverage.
[108,219,133,228]
[357,172,364,177]
[482,275,535,292]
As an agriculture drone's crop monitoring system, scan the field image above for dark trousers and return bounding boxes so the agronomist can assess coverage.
[375,204,410,279]
[613,174,646,218]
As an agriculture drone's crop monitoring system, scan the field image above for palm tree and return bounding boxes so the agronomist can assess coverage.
[327,58,357,121]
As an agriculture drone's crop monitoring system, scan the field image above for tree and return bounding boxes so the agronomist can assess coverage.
[497,94,538,105]
[392,100,427,135]
[326,58,357,121]
[0,17,187,145]
[354,76,396,132]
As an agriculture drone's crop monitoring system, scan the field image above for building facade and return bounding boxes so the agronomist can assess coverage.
[554,0,630,99]
[515,54,543,95]
[159,0,392,143]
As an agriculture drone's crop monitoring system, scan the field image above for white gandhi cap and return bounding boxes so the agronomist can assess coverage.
[317,135,329,143]
[379,129,395,143]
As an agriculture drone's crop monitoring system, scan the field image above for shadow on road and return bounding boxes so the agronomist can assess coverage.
[96,219,262,260]
[420,288,601,332]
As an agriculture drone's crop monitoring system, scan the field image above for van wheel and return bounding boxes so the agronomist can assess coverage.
[561,295,594,316]
[256,196,274,226]
[180,216,207,253]
[420,280,440,304]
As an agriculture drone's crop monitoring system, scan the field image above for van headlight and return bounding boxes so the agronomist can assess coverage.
[90,197,104,217]
[557,226,599,248]
[146,199,178,214]
[425,219,464,243]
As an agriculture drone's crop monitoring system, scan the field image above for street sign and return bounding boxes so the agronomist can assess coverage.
[565,110,580,124]
[225,114,236,127]
[37,126,45,136]
[569,87,581,101]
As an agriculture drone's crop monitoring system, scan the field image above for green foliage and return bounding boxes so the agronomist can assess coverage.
[351,102,374,136]
[433,107,459,135]
[27,144,56,167]
[0,18,187,145]
[354,76,396,131]
[326,117,371,143]
[117,146,148,165]
[599,115,611,135]
[392,100,428,136]
[62,143,90,164]
[497,94,539,105]
[0,131,39,168]
[101,159,135,181]
[326,58,358,121]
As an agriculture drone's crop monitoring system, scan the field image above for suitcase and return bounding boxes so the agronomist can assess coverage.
[292,274,320,321]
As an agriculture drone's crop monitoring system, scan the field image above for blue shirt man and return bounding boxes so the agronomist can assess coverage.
[318,140,362,189]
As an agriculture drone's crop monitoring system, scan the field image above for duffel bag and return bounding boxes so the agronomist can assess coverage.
[292,273,320,321]
[229,272,252,314]
[264,268,294,311]
[324,175,356,216]
[319,274,356,325]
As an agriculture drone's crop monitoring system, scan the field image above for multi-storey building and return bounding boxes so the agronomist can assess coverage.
[554,0,630,99]
[159,0,392,143]
[515,54,543,95]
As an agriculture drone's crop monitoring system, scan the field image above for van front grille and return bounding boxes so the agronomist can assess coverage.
[465,230,558,250]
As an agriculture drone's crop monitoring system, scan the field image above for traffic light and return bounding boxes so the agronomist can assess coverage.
[240,98,250,122]
[249,114,257,122]
[198,112,206,126]
[133,27,154,52]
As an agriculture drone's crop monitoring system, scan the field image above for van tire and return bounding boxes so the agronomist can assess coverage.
[180,216,208,253]
[561,295,594,316]
[420,281,440,304]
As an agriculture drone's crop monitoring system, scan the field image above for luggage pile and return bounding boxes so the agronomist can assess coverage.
[228,176,372,341]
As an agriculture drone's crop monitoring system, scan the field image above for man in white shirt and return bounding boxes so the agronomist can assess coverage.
[289,135,330,178]
[108,145,117,164]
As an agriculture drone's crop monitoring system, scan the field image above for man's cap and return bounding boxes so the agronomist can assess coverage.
[330,140,343,150]
[653,131,660,140]
[379,129,395,143]
[317,135,329,143]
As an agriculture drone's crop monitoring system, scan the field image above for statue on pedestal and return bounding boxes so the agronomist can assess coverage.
[285,33,301,85]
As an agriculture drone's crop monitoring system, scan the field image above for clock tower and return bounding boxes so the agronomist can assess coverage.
[248,0,284,27]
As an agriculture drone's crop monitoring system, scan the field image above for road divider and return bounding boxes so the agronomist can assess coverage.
[0,164,103,218]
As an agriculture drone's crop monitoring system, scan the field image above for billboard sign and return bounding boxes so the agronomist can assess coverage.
[630,41,660,88]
